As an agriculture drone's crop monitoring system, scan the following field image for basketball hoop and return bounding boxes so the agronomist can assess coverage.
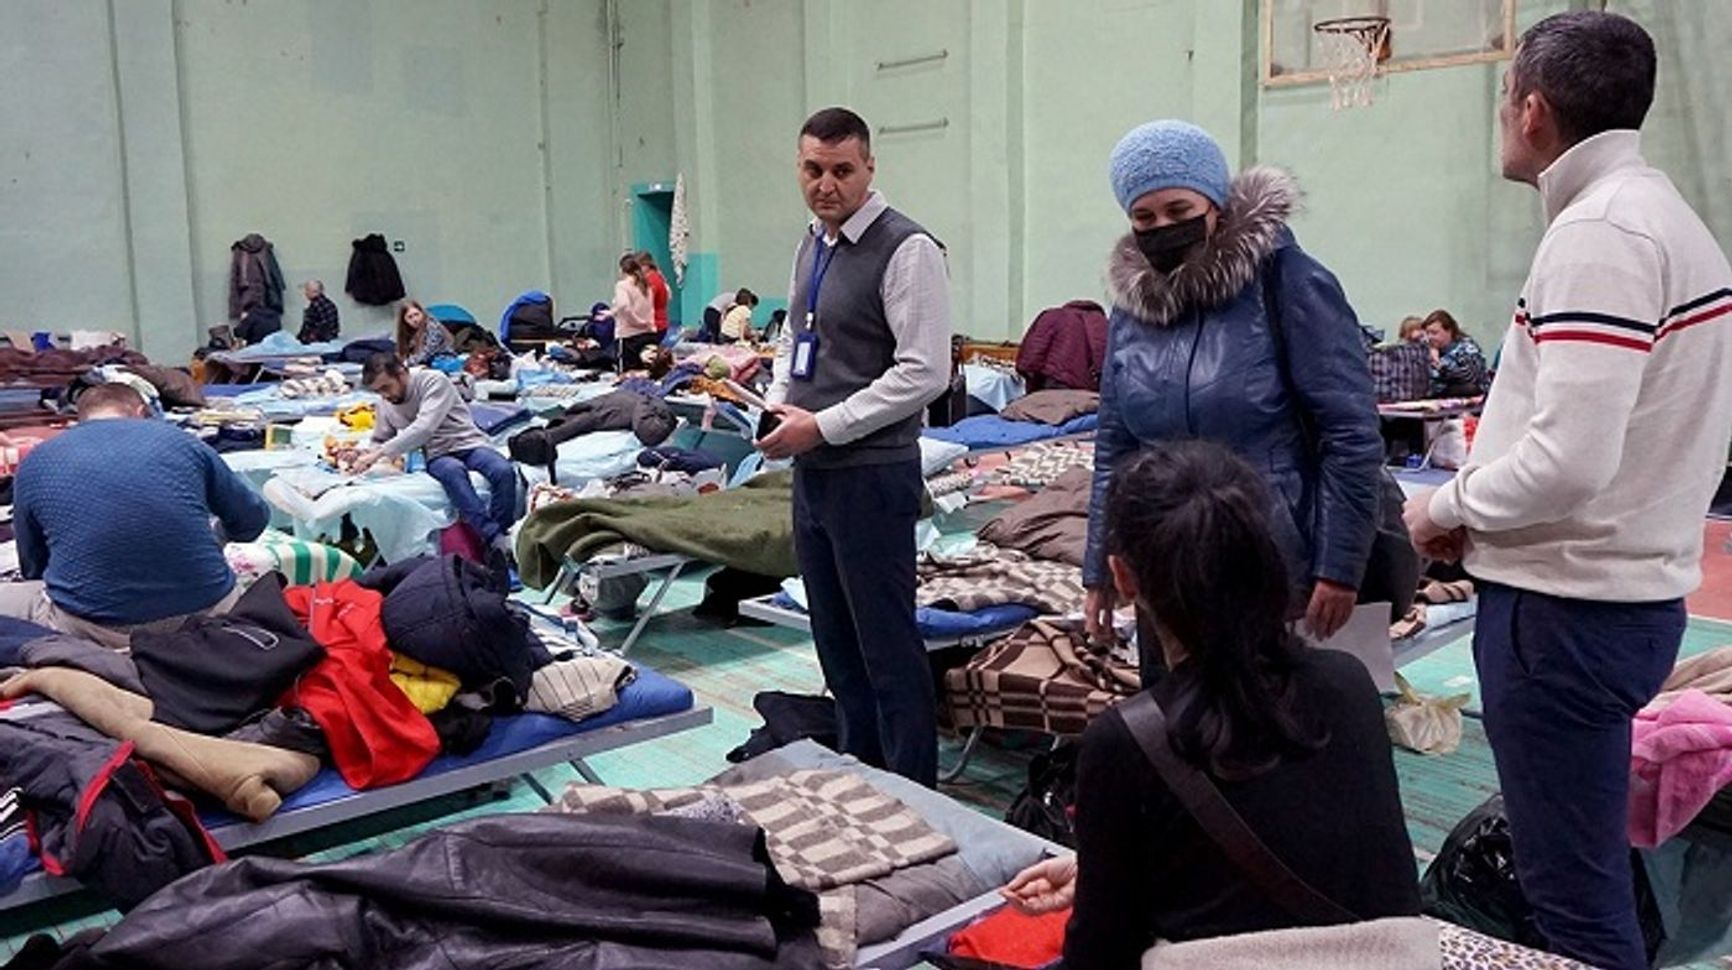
[1314,15,1392,111]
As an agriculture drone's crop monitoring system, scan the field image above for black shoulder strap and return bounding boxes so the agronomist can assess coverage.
[1116,692,1359,926]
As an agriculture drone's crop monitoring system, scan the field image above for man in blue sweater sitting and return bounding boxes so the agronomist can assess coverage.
[0,384,271,649]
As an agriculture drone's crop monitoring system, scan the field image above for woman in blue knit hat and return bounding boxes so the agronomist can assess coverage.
[1082,120,1392,670]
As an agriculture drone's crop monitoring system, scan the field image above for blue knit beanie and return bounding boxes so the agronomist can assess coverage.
[1109,120,1230,213]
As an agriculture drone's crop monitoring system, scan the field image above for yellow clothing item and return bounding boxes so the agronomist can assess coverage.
[388,653,461,714]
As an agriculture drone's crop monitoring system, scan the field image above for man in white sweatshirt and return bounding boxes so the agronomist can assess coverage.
[1405,13,1732,969]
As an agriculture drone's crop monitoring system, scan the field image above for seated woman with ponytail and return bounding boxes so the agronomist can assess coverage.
[1003,441,1419,969]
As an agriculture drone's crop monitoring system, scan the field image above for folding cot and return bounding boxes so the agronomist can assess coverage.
[0,614,712,913]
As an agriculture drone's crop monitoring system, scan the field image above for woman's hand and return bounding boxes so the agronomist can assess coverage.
[1001,856,1078,915]
[1084,586,1117,644]
[1304,579,1356,639]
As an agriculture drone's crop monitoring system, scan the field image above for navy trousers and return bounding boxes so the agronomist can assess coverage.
[1475,581,1684,970]
[427,447,518,545]
[792,459,936,787]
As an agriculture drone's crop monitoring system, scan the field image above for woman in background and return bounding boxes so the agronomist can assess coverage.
[1423,309,1491,397]
[637,251,672,337]
[395,300,453,366]
[612,254,658,368]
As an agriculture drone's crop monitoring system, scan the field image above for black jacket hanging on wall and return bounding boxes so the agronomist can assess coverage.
[345,233,406,306]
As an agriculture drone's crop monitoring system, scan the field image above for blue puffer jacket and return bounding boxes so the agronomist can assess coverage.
[1083,168,1383,596]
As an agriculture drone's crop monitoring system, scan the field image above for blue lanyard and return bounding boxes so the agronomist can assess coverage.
[806,236,839,322]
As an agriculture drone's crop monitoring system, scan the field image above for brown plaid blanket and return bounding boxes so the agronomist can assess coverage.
[548,769,955,968]
[945,618,1140,737]
[916,544,1086,615]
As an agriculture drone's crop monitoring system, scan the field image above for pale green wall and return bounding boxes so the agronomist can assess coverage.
[0,0,618,359]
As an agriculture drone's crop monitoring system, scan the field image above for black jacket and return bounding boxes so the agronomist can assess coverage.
[36,814,822,970]
[508,391,677,475]
[0,713,220,910]
[359,555,546,699]
[345,233,406,306]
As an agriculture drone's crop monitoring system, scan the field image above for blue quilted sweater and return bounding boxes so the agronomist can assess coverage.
[13,419,270,624]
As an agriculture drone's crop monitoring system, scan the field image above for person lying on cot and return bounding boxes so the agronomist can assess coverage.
[0,384,271,650]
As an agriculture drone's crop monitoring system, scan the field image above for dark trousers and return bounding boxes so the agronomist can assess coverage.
[792,459,936,786]
[427,447,518,545]
[1475,581,1684,970]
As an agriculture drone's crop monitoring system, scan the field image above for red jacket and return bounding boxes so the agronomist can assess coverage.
[280,581,440,789]
[646,270,671,333]
[1016,300,1109,393]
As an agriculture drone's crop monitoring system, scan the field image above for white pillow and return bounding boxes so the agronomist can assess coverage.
[919,436,969,477]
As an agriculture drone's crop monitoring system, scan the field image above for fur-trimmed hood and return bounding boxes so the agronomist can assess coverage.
[1105,166,1301,326]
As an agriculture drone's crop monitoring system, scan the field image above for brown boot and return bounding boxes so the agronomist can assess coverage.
[1,668,320,822]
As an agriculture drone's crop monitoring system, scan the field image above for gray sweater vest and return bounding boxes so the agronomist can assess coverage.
[786,206,931,469]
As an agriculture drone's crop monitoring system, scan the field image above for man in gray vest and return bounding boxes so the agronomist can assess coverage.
[760,107,952,786]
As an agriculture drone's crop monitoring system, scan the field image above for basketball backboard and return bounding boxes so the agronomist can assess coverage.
[1262,0,1516,88]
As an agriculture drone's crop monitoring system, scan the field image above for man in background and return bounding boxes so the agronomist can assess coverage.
[759,107,952,786]
[1405,13,1732,968]
[298,280,341,344]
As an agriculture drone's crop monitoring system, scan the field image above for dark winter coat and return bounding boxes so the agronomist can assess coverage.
[358,555,545,699]
[1084,167,1383,596]
[345,233,406,306]
[1016,300,1110,393]
[227,234,285,319]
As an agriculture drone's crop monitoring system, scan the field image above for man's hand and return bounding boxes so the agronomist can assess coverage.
[756,405,825,460]
[1001,856,1077,915]
[1305,579,1357,639]
[349,449,383,475]
[1403,489,1468,563]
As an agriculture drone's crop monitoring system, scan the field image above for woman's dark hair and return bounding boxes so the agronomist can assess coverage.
[1422,309,1464,342]
[1105,441,1327,780]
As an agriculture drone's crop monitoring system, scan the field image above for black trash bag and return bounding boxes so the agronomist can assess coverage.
[726,691,838,763]
[1420,794,1666,965]
[692,568,783,626]
[1004,740,1079,848]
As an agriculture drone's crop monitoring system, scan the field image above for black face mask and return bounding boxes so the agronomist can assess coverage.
[1134,214,1210,274]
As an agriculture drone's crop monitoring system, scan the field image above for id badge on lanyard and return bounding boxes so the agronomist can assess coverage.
[795,237,837,382]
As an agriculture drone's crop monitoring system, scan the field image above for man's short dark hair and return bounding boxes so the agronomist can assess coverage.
[800,107,871,156]
[361,351,406,386]
[1512,11,1656,145]
[76,383,147,420]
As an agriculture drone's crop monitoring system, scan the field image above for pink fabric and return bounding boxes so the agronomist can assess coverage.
[1630,689,1732,847]
[439,522,485,564]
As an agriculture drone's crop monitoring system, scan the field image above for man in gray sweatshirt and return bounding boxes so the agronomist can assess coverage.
[356,353,518,567]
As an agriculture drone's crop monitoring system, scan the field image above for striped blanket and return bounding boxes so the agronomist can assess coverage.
[945,618,1139,737]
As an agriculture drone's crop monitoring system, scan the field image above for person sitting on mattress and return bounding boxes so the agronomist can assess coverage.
[1002,440,1419,968]
[354,353,518,576]
[0,384,271,650]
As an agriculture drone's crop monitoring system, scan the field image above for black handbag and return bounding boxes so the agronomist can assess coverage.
[1261,256,1419,621]
[1116,693,1358,924]
[1003,740,1081,848]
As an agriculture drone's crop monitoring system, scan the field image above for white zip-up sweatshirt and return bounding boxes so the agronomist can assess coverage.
[1430,130,1732,602]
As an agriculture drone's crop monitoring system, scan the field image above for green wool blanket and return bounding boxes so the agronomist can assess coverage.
[516,471,797,588]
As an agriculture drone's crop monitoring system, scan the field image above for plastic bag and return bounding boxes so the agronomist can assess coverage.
[1421,795,1666,962]
[1429,418,1469,469]
[1385,672,1470,755]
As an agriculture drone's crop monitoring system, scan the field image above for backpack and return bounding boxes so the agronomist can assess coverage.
[1003,740,1080,847]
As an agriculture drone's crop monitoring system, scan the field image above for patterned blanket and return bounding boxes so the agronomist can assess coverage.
[945,618,1139,737]
[549,769,956,968]
[993,439,1094,489]
[916,544,1086,615]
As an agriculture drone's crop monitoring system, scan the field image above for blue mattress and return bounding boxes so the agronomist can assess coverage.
[923,413,1098,449]
[201,384,253,398]
[221,665,694,824]
[769,593,1032,642]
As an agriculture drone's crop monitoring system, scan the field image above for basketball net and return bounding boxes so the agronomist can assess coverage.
[1316,17,1390,111]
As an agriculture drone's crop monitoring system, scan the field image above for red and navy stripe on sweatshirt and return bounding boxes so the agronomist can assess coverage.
[1513,288,1732,352]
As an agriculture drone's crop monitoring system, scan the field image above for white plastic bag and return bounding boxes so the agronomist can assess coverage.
[1386,673,1471,755]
